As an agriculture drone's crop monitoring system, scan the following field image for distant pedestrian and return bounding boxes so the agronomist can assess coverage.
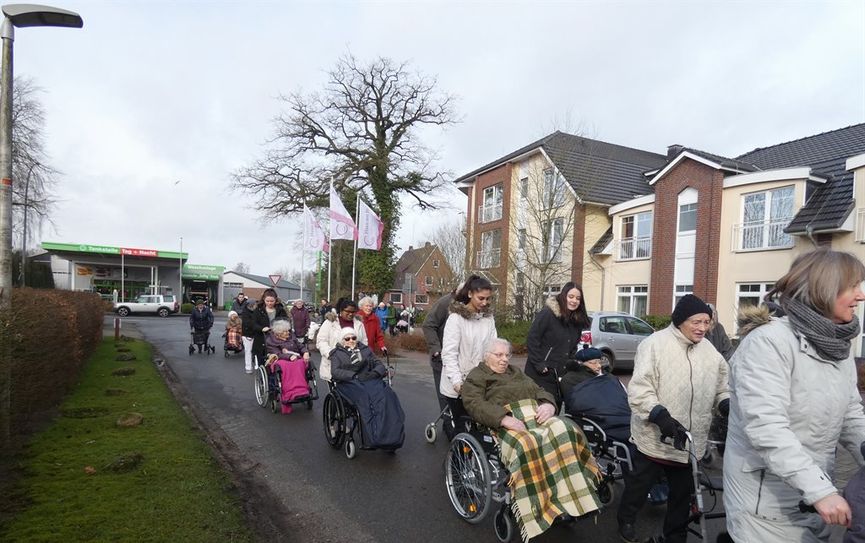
[385,302,397,336]
[319,299,333,323]
[241,299,258,373]
[525,281,590,406]
[358,296,387,355]
[189,299,214,353]
[290,299,311,340]
[705,303,734,361]
[375,302,389,334]
[230,292,249,314]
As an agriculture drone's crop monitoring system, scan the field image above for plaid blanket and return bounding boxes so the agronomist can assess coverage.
[498,399,601,542]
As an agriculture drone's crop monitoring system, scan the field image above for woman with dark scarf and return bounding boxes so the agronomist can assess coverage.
[724,249,865,542]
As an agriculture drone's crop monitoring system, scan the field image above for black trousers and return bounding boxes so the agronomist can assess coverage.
[431,362,449,413]
[617,448,693,543]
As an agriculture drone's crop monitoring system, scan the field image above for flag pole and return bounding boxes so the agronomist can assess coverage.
[300,204,305,303]
[351,193,359,300]
[327,178,333,302]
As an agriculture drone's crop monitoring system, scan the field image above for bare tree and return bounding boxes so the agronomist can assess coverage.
[11,77,59,250]
[506,160,578,320]
[428,218,466,291]
[233,262,250,274]
[233,53,458,295]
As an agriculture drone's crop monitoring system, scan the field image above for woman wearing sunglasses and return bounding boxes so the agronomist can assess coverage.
[316,298,367,381]
[330,327,405,450]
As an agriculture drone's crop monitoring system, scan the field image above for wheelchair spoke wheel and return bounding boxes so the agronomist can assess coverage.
[322,393,344,448]
[445,433,493,524]
[254,367,268,408]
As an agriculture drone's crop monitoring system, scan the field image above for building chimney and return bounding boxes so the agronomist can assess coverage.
[667,144,685,160]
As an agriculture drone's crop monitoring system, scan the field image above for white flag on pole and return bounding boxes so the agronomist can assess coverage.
[329,185,357,241]
[303,204,329,253]
[357,199,384,250]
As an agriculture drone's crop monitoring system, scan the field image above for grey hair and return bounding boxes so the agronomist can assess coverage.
[358,296,375,308]
[271,319,292,336]
[485,337,512,354]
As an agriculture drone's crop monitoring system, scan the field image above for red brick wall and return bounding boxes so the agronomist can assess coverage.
[475,163,512,300]
[648,158,723,315]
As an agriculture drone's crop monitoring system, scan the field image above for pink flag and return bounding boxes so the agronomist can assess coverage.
[329,185,357,241]
[357,199,384,250]
[303,204,329,253]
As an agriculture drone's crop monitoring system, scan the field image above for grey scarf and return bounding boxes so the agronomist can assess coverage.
[782,295,860,361]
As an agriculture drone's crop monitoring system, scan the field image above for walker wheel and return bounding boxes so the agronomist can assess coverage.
[424,423,437,444]
[598,482,615,504]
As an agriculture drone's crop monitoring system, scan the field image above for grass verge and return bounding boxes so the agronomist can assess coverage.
[1,338,253,543]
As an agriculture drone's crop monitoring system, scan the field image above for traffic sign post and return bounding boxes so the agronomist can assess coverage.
[268,274,281,286]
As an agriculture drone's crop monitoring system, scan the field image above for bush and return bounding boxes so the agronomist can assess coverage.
[387,331,427,353]
[643,314,671,330]
[496,319,531,354]
[2,288,104,446]
[181,303,193,314]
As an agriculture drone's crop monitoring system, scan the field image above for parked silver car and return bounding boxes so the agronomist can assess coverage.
[581,311,654,371]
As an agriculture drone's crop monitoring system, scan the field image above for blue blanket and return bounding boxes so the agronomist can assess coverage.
[337,380,405,450]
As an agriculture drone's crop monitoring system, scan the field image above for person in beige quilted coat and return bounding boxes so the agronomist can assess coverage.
[617,294,730,543]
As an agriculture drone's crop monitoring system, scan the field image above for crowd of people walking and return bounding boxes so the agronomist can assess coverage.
[190,247,865,543]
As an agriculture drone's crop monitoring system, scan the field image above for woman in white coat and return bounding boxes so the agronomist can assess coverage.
[439,275,497,429]
[725,249,865,542]
[316,298,367,381]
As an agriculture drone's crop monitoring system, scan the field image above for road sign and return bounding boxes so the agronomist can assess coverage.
[268,274,281,286]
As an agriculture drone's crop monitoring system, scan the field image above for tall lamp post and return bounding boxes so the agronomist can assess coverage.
[0,4,83,306]
[0,3,82,451]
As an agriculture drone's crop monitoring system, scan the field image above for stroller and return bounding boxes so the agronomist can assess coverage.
[189,328,216,355]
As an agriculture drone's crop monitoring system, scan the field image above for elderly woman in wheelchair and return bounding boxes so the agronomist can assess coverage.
[447,337,602,542]
[322,327,405,459]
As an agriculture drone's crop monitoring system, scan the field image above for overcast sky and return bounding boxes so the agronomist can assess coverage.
[16,0,865,276]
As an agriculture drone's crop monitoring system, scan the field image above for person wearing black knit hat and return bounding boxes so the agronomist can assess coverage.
[617,293,729,543]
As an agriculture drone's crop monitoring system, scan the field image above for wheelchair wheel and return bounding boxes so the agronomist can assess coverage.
[344,438,356,459]
[445,432,493,524]
[424,423,437,444]
[223,350,229,358]
[254,367,269,408]
[494,505,515,543]
[323,393,345,448]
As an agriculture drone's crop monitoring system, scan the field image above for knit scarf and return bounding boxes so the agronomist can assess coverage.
[782,295,860,362]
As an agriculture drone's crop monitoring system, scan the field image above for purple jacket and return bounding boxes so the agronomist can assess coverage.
[265,332,308,361]
[290,305,311,337]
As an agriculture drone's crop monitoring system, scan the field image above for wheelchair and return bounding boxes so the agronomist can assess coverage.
[568,414,632,505]
[322,357,397,460]
[444,422,517,543]
[254,355,319,413]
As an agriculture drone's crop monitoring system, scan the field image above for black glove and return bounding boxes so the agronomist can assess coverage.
[650,407,688,451]
[718,398,730,418]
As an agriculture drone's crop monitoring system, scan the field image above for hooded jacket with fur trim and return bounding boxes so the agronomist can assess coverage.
[439,299,497,399]
[525,296,586,397]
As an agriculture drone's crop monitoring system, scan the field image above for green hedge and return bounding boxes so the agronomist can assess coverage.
[1,288,104,448]
[643,314,672,330]
[181,303,194,314]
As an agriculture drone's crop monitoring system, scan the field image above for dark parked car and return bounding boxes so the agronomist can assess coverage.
[581,311,654,371]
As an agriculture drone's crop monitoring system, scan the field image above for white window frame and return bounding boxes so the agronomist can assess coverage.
[390,292,403,304]
[542,169,566,209]
[542,218,564,263]
[736,282,774,313]
[616,285,648,317]
[479,184,504,223]
[415,294,429,305]
[619,211,653,260]
[424,275,433,286]
[678,203,697,233]
[673,284,693,307]
[477,229,502,268]
[737,185,795,251]
[519,177,528,200]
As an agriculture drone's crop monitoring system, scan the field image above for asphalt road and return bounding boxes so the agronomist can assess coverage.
[114,314,734,543]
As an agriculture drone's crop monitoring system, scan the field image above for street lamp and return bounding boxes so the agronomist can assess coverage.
[0,4,83,308]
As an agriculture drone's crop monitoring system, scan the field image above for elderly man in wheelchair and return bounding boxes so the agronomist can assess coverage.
[446,337,602,542]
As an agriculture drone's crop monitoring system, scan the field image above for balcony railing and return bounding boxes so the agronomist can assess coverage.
[732,219,793,251]
[618,237,652,260]
[478,203,502,224]
[476,248,501,269]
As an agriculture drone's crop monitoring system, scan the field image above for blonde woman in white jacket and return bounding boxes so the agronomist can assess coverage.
[439,275,496,431]
[316,298,366,381]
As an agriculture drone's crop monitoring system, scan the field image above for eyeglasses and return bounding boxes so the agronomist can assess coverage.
[344,336,357,341]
